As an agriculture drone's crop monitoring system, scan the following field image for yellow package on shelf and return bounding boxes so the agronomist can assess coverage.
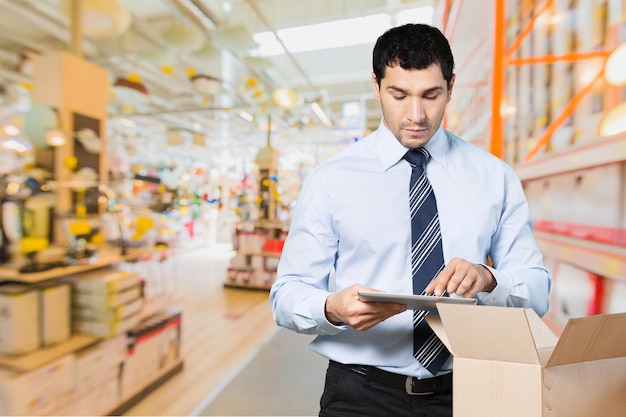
[73,297,144,322]
[74,312,141,338]
[72,285,142,310]
[68,220,92,236]
[73,269,141,294]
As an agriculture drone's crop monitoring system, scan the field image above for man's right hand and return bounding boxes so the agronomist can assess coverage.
[325,284,407,331]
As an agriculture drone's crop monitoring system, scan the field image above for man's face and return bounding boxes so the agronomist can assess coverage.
[372,64,454,149]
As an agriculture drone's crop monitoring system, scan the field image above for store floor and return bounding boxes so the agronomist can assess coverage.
[194,327,326,416]
[121,242,325,416]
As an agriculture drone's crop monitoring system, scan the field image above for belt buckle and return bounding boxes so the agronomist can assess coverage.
[404,376,434,396]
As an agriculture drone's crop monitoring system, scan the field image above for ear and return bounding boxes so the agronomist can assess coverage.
[446,74,456,102]
[371,72,381,100]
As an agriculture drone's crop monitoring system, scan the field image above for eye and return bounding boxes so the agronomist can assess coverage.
[424,93,439,100]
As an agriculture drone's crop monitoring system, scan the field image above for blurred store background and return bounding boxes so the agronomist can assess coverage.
[0,0,626,415]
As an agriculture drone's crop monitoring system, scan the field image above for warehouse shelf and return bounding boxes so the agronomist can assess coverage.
[515,133,626,181]
[106,360,184,416]
[0,246,151,284]
[535,231,626,284]
[0,335,97,372]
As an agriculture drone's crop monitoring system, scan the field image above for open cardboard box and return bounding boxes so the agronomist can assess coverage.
[427,304,626,417]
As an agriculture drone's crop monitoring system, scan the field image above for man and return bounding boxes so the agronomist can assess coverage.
[270,23,551,417]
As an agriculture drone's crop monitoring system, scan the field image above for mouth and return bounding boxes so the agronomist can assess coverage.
[403,126,427,136]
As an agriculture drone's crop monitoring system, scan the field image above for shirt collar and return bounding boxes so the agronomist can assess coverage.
[375,119,449,171]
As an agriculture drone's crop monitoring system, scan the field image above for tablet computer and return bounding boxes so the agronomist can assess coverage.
[357,291,477,311]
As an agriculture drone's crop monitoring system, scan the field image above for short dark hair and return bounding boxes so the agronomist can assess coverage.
[372,23,455,86]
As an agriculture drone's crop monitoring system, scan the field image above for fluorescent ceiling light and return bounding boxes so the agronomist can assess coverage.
[238,111,255,122]
[312,102,332,127]
[253,7,433,57]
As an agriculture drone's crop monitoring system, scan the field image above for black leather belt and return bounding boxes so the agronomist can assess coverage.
[330,360,452,396]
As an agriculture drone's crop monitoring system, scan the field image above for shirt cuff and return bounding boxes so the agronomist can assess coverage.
[476,265,511,305]
[314,293,348,335]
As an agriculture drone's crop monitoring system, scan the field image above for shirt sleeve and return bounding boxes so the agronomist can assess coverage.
[475,167,551,317]
[269,171,346,335]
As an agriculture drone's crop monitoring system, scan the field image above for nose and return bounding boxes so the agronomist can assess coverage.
[407,97,424,122]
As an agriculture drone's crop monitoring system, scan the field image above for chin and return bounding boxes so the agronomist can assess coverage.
[400,137,428,148]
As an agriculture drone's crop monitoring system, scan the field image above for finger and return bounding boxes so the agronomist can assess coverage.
[453,277,471,296]
[426,270,452,296]
[442,270,463,295]
[466,275,484,297]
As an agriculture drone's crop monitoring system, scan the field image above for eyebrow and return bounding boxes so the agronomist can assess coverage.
[386,85,444,95]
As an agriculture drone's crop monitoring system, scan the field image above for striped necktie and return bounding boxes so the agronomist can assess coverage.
[403,148,450,375]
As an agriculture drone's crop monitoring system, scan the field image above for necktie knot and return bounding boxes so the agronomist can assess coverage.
[403,148,429,169]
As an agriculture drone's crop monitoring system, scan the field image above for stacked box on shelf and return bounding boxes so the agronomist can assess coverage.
[226,265,254,287]
[70,269,144,338]
[236,229,267,253]
[226,226,285,289]
[0,354,76,416]
[53,368,119,416]
[0,281,72,356]
[0,283,40,355]
[51,334,127,415]
[120,307,182,401]
[258,238,283,288]
[36,282,71,347]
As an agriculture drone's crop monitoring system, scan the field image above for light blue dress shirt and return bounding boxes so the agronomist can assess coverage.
[270,121,551,378]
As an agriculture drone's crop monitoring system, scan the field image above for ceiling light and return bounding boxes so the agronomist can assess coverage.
[254,14,390,56]
[252,7,432,57]
[272,88,302,109]
[2,138,31,153]
[61,0,131,38]
[312,102,332,127]
[46,129,66,147]
[190,74,223,96]
[3,124,20,136]
[599,102,626,136]
[213,25,258,53]
[113,75,150,108]
[161,22,205,52]
[604,42,626,86]
[118,118,136,128]
[238,111,255,122]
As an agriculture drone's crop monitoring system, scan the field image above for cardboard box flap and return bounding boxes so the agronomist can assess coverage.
[525,305,560,365]
[546,311,626,367]
[425,315,452,352]
[435,304,552,364]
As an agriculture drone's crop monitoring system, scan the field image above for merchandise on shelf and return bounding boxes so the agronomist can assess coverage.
[36,282,71,347]
[69,269,144,339]
[225,223,285,290]
[0,304,182,416]
[120,307,182,402]
[0,283,40,355]
[0,354,75,416]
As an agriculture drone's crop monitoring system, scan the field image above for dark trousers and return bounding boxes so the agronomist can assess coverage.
[319,362,453,417]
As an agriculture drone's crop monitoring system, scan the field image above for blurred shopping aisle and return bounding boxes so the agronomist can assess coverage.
[120,243,278,415]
